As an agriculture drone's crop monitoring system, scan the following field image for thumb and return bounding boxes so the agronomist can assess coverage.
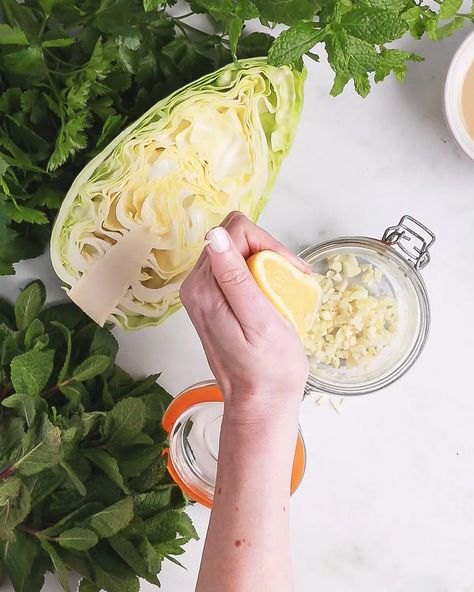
[206,226,274,329]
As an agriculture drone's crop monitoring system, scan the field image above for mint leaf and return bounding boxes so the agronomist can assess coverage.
[139,387,172,423]
[143,0,167,11]
[39,303,84,330]
[434,16,465,40]
[176,511,199,542]
[144,538,161,574]
[1,334,21,366]
[94,560,140,592]
[41,502,104,537]
[80,410,106,436]
[354,74,371,97]
[83,449,128,493]
[341,8,409,45]
[131,454,167,493]
[0,416,25,460]
[325,29,379,96]
[79,581,100,592]
[268,23,325,66]
[103,397,146,443]
[238,31,274,58]
[14,280,46,330]
[236,0,259,19]
[0,24,29,46]
[90,327,118,359]
[228,17,243,60]
[126,373,162,397]
[10,350,54,396]
[117,443,162,479]
[73,355,111,382]
[2,393,38,427]
[189,0,234,23]
[144,509,181,544]
[0,478,31,540]
[59,462,87,496]
[0,295,14,324]
[51,321,72,381]
[0,529,39,591]
[40,540,71,592]
[439,0,463,19]
[28,470,64,509]
[133,486,175,518]
[88,497,134,538]
[24,318,46,351]
[153,537,187,559]
[253,0,317,26]
[15,415,63,475]
[60,382,88,410]
[375,48,423,82]
[58,527,98,550]
[108,535,152,580]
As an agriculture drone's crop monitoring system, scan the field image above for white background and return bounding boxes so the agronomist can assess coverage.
[1,22,474,592]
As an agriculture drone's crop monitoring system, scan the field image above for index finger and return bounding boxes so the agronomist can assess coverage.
[222,211,311,273]
[205,226,290,339]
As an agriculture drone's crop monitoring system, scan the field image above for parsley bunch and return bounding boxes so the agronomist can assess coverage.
[0,281,197,592]
[0,0,472,275]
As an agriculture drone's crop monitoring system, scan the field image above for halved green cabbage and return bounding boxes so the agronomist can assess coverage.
[50,58,305,329]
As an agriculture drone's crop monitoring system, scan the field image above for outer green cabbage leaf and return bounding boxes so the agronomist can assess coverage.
[50,58,305,330]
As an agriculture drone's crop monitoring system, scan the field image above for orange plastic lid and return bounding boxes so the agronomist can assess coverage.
[163,381,306,508]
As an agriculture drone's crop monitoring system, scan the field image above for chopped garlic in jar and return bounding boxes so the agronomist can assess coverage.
[304,255,398,369]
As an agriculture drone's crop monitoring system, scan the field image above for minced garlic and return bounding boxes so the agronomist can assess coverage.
[304,254,398,369]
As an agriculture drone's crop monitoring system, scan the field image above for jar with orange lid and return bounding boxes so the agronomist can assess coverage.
[163,381,306,508]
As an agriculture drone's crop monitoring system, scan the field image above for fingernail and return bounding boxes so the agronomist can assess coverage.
[206,227,230,253]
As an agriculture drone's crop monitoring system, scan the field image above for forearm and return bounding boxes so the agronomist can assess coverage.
[196,403,300,592]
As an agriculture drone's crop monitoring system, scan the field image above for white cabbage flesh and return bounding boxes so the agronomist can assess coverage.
[50,58,305,329]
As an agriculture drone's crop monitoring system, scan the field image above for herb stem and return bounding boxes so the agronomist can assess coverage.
[21,524,58,541]
[174,12,194,20]
[0,465,14,481]
[0,383,13,400]
[173,19,215,38]
[41,378,72,398]
[38,15,49,40]
[45,49,85,70]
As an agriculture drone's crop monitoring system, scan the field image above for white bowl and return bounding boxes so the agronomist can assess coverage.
[444,30,474,160]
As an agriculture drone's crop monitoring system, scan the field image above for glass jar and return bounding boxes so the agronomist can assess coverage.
[163,381,306,508]
[300,215,435,396]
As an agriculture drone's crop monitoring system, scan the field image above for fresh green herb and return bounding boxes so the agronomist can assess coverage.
[0,280,196,592]
[0,0,472,275]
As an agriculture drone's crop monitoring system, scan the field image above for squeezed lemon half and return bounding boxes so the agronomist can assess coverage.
[247,250,321,338]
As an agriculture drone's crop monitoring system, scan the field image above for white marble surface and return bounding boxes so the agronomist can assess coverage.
[2,25,474,592]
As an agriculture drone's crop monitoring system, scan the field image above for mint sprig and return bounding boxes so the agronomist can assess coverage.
[0,281,196,592]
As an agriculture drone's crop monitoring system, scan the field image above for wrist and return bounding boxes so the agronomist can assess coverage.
[222,393,301,444]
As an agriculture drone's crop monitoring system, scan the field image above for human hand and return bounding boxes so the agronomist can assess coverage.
[180,212,310,428]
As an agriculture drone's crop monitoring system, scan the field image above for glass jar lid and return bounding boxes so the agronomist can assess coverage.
[300,215,435,396]
[163,381,306,508]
